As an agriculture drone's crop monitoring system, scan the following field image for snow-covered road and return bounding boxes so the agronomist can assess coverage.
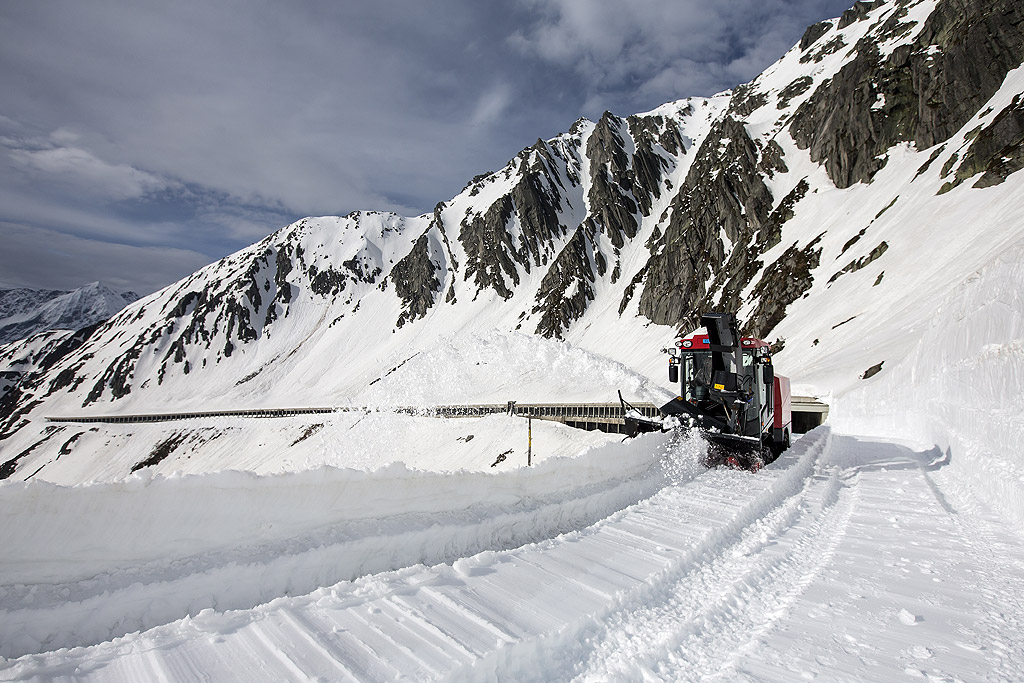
[2,425,1023,682]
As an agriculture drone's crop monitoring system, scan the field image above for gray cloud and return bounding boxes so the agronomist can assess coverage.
[6,131,177,202]
[510,0,853,114]
[0,0,853,294]
[0,222,214,295]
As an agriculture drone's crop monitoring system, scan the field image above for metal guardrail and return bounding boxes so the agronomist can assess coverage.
[45,402,660,426]
[46,407,340,424]
[46,398,826,432]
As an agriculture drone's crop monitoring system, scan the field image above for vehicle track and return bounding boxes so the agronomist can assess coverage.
[922,454,1024,679]
[566,442,857,680]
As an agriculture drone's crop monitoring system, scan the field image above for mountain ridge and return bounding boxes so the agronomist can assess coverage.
[2,0,1024,483]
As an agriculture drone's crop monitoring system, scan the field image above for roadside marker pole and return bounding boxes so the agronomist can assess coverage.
[528,417,532,466]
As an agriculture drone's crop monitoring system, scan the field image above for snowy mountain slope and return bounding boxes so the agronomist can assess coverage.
[2,0,1024,679]
[0,104,704,478]
[1,0,1021,489]
[7,331,667,485]
[0,283,138,347]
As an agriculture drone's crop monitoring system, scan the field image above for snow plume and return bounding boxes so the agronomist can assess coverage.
[354,329,670,408]
[658,427,709,485]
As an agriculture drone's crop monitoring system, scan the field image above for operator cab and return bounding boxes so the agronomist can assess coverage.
[669,335,772,414]
[664,330,783,461]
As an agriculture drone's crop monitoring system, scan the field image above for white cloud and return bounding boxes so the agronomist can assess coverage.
[470,83,514,128]
[9,141,175,201]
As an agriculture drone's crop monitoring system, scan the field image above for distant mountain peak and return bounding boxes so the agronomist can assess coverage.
[0,282,140,347]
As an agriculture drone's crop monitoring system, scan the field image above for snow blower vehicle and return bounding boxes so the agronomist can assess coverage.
[621,312,792,471]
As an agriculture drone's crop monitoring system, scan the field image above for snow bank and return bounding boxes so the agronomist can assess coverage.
[0,431,673,657]
[831,239,1024,524]
[16,412,619,485]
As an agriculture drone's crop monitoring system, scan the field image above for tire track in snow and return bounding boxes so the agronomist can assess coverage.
[566,441,858,681]
[450,427,834,682]
[0,429,832,681]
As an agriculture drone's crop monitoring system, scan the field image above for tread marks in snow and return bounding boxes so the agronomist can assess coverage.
[569,436,857,681]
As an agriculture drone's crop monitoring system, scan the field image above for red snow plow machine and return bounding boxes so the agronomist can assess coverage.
[621,312,792,471]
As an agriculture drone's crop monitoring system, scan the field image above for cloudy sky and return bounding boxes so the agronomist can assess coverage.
[0,0,852,295]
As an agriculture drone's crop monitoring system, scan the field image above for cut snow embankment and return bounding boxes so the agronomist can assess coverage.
[0,428,673,659]
[831,238,1024,525]
[0,427,845,682]
[19,412,620,485]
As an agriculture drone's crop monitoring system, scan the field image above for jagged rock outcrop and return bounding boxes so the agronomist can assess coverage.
[533,226,599,338]
[790,0,1024,188]
[745,235,824,339]
[529,110,686,337]
[940,93,1024,192]
[637,116,777,333]
[586,113,640,247]
[392,232,442,328]
[838,0,886,29]
[459,143,570,300]
[800,21,834,51]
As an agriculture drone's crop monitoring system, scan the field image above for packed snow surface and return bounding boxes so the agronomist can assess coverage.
[3,427,1023,681]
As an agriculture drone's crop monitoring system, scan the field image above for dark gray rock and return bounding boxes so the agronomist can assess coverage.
[459,141,569,300]
[800,21,833,51]
[532,226,598,338]
[799,35,847,64]
[861,361,885,379]
[791,0,1024,189]
[586,112,640,247]
[838,0,887,30]
[638,116,775,332]
[730,83,769,118]
[392,232,442,328]
[827,241,889,285]
[777,77,814,110]
[745,234,825,338]
[941,94,1024,191]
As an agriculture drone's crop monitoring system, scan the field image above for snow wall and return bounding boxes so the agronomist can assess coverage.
[0,430,673,587]
[0,430,692,658]
[831,239,1024,524]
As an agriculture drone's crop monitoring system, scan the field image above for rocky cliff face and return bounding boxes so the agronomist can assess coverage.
[790,0,1024,189]
[3,0,1024,480]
